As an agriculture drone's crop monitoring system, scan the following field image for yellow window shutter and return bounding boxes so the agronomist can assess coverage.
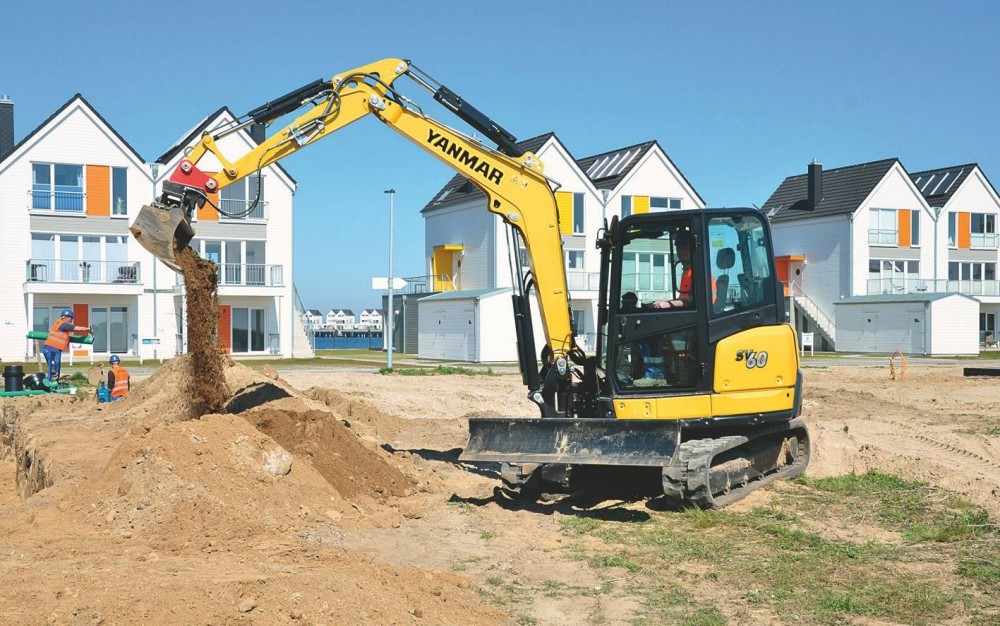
[556,191,573,235]
[633,195,650,214]
[86,165,110,216]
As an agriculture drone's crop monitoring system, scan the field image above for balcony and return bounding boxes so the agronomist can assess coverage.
[30,189,86,213]
[217,198,267,221]
[867,229,898,245]
[866,278,1000,297]
[970,233,1000,249]
[565,271,600,291]
[176,263,284,287]
[26,259,140,284]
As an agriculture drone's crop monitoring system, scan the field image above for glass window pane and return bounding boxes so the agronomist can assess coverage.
[92,308,108,352]
[232,308,249,352]
[621,196,631,218]
[112,167,127,215]
[110,306,128,353]
[573,193,584,233]
[33,307,51,333]
[251,309,265,352]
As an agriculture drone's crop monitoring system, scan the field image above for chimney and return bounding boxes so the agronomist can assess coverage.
[249,122,266,145]
[807,160,822,211]
[0,95,14,162]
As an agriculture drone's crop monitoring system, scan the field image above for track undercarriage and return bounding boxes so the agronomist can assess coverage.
[462,418,810,509]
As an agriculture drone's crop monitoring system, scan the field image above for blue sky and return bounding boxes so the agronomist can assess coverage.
[3,1,998,314]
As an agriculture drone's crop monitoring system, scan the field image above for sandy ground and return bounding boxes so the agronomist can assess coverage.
[1,359,998,625]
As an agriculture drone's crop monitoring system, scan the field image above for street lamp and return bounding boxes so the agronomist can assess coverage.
[384,188,396,369]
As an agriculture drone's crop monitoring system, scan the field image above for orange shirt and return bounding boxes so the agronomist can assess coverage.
[679,267,717,303]
[110,366,130,398]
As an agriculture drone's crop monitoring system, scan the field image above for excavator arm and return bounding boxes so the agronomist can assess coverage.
[131,58,578,378]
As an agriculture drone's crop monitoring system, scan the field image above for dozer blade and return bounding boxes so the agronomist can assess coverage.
[129,202,195,273]
[461,418,681,466]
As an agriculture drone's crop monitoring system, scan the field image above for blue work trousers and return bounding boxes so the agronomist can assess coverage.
[41,345,63,381]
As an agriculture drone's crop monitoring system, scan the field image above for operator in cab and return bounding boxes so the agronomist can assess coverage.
[651,231,715,309]
[107,355,130,400]
[42,309,93,381]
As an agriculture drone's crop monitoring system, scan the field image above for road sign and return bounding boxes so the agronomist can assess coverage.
[372,277,407,290]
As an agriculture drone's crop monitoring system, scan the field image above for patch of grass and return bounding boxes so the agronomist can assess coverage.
[379,365,496,376]
[563,470,998,625]
[592,553,641,572]
[985,427,1000,437]
[480,530,496,541]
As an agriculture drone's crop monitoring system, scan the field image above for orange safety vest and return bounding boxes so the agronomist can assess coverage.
[110,366,130,398]
[679,267,717,303]
[44,320,70,351]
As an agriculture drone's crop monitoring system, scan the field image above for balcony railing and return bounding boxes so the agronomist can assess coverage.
[565,271,601,291]
[970,233,1000,248]
[218,198,266,220]
[177,263,284,287]
[868,229,898,245]
[30,189,86,212]
[866,278,1000,297]
[26,259,140,284]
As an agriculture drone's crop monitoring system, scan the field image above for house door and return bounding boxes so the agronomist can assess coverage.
[863,311,878,351]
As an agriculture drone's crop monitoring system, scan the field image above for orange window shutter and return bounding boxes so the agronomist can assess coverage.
[633,196,650,214]
[556,192,573,235]
[958,212,971,249]
[218,305,232,351]
[897,209,911,247]
[73,304,89,328]
[196,173,220,222]
[86,165,110,216]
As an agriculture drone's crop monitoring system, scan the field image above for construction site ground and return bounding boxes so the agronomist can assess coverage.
[1,355,999,625]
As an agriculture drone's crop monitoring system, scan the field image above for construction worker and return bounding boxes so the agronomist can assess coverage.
[107,355,130,400]
[42,309,92,381]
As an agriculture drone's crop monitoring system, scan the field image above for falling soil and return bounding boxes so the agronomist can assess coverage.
[176,245,227,415]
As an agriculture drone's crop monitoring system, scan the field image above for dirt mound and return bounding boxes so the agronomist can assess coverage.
[305,386,403,440]
[243,397,414,502]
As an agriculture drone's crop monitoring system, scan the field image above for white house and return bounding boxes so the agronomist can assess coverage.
[419,133,705,362]
[0,94,312,362]
[359,308,383,330]
[303,309,324,328]
[763,159,999,354]
[326,308,354,330]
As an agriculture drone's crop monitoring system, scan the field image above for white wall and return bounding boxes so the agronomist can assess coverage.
[424,199,496,290]
[929,296,980,355]
[772,214,850,326]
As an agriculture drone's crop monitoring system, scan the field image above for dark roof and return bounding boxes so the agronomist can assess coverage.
[577,139,705,206]
[421,132,555,212]
[331,309,354,316]
[909,164,976,208]
[763,158,899,223]
[155,106,296,185]
[1,93,145,167]
[306,309,322,315]
[576,140,655,190]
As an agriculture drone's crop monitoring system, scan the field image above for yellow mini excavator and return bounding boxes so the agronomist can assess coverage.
[132,58,809,508]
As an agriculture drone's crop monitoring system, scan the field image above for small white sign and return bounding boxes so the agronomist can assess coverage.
[800,332,814,356]
[372,277,407,290]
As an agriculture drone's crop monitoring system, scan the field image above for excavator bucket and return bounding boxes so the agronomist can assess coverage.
[129,202,195,273]
[461,417,681,466]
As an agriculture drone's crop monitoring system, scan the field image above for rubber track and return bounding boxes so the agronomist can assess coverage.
[663,419,810,509]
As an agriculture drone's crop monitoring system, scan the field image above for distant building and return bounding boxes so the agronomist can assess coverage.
[303,309,324,328]
[326,308,355,329]
[359,308,383,330]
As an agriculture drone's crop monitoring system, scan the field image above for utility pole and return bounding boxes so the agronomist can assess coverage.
[384,189,395,370]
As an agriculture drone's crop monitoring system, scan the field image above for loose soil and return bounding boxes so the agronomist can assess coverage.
[1,361,998,624]
[176,245,226,415]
